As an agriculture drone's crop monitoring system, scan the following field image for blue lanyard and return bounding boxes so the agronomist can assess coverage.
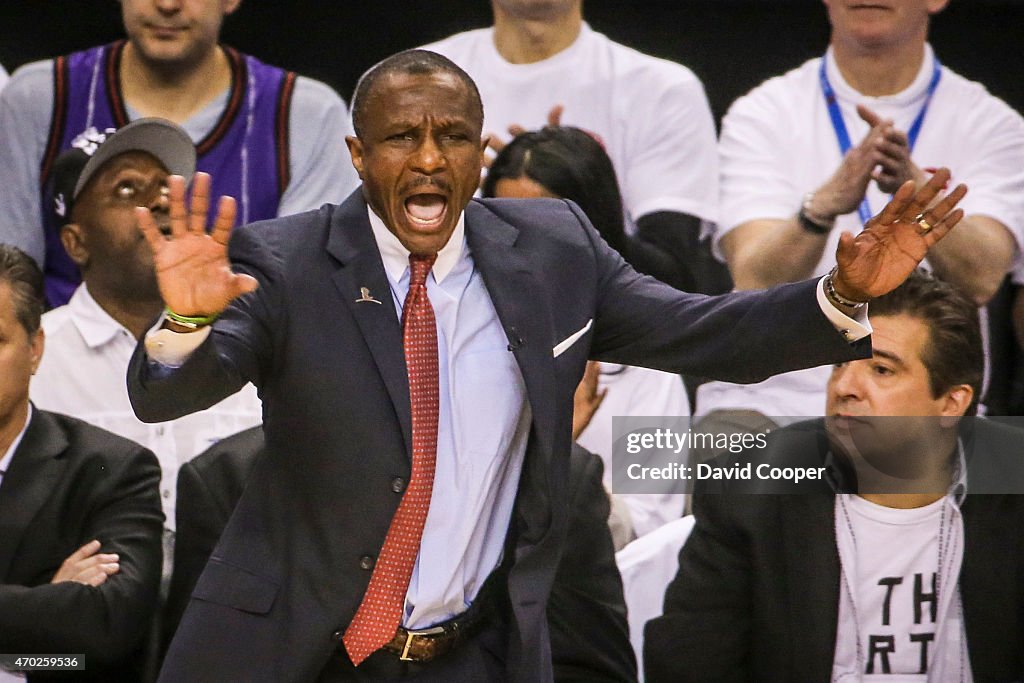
[818,56,942,226]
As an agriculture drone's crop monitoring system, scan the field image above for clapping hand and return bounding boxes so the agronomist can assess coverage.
[484,104,564,167]
[832,168,967,303]
[136,173,258,320]
[858,105,927,195]
[809,105,895,219]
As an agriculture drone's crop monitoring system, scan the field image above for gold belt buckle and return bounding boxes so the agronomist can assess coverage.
[399,625,446,662]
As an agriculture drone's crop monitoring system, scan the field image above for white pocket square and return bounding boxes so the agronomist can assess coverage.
[552,319,593,358]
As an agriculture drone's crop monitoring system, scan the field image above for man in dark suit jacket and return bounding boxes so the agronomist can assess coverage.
[166,428,636,682]
[645,271,1024,681]
[127,51,966,682]
[0,245,164,681]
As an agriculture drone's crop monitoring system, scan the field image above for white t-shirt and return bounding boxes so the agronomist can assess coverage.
[424,23,719,228]
[29,285,263,530]
[697,45,1024,418]
[575,363,690,538]
[833,495,970,681]
[0,63,9,92]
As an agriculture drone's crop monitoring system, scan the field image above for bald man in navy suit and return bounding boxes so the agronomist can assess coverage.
[128,50,968,682]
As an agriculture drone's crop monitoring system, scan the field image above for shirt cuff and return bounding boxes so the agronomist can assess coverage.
[144,314,212,368]
[816,276,872,343]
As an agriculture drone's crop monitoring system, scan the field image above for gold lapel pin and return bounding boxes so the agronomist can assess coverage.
[355,287,383,305]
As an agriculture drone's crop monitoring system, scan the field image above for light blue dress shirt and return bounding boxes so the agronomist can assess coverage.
[366,207,532,629]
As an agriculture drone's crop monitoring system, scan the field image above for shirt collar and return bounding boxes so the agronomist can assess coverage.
[66,284,132,350]
[824,43,937,107]
[0,404,32,479]
[366,206,465,285]
[485,22,591,73]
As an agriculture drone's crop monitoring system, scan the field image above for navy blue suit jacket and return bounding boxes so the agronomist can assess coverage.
[129,190,866,682]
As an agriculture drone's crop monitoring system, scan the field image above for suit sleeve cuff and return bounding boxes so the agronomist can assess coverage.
[816,275,872,343]
[144,315,212,368]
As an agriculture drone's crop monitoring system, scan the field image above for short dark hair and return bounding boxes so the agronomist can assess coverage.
[0,244,45,336]
[482,126,629,257]
[350,49,484,139]
[870,269,983,415]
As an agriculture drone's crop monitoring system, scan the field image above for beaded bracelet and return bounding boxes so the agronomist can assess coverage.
[164,307,219,329]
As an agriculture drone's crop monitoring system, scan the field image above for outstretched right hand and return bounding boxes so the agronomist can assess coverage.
[136,172,258,318]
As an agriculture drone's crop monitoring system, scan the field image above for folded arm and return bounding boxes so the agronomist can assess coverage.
[0,448,163,664]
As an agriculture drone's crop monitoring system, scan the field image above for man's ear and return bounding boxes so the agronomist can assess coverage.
[346,136,365,180]
[223,0,243,16]
[941,383,973,418]
[30,327,44,374]
[60,223,89,269]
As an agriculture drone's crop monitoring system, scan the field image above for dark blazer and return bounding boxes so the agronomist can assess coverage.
[0,408,164,682]
[128,191,866,683]
[163,426,266,649]
[643,419,1024,683]
[548,444,637,683]
[166,429,636,682]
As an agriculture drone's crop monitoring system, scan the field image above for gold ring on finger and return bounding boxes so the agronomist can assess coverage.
[914,213,933,234]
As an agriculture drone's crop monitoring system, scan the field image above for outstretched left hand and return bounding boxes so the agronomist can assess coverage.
[832,168,967,303]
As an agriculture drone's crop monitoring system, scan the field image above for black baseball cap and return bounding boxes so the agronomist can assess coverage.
[51,117,196,224]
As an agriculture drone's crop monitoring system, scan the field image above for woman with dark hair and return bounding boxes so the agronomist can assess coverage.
[483,126,630,257]
[483,125,691,291]
[484,125,690,548]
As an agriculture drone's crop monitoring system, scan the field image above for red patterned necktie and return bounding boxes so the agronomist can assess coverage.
[343,253,440,666]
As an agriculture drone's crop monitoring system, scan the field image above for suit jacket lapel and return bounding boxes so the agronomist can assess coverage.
[782,495,841,681]
[464,201,558,460]
[323,196,560,463]
[327,194,413,460]
[0,408,67,581]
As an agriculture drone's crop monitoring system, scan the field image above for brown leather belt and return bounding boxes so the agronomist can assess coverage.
[379,572,502,663]
[382,621,469,663]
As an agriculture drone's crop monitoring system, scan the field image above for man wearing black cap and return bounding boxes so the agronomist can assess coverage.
[29,119,263,602]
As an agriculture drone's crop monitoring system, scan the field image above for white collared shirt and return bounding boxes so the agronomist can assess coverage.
[0,405,31,491]
[29,284,262,530]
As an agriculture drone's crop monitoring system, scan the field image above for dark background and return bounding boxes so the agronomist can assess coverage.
[1,1,1021,125]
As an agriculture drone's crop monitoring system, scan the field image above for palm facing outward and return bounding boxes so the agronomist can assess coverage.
[136,173,258,317]
[833,168,967,302]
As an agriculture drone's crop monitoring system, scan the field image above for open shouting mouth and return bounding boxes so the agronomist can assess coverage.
[404,192,448,230]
